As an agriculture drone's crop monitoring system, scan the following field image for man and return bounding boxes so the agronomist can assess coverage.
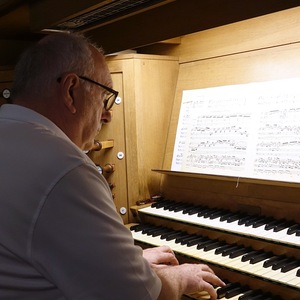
[0,32,224,299]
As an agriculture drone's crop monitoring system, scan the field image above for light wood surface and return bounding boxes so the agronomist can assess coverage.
[90,54,179,222]
[132,9,300,299]
[145,8,300,226]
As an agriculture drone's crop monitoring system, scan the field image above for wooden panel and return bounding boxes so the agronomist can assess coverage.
[132,56,178,198]
[90,54,178,223]
[159,174,300,222]
[157,14,300,224]
[87,0,300,55]
[138,6,300,63]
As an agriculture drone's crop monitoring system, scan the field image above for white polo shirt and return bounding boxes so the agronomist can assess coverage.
[0,104,161,300]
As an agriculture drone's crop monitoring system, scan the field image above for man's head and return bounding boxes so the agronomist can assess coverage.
[11,32,115,150]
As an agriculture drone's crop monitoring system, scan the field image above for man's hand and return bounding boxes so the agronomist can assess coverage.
[143,245,179,267]
[156,263,226,300]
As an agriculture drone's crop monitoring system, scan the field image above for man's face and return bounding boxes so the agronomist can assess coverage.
[79,51,113,151]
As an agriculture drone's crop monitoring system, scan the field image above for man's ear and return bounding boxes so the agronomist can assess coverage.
[59,73,80,114]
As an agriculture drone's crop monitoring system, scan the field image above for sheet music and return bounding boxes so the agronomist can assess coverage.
[172,77,300,183]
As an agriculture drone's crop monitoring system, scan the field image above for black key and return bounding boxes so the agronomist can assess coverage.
[176,234,198,244]
[198,207,213,217]
[173,203,191,212]
[274,220,294,232]
[187,236,209,247]
[263,255,284,268]
[241,250,261,262]
[164,202,180,211]
[272,257,294,270]
[229,246,251,259]
[130,224,142,232]
[187,206,207,216]
[252,216,273,228]
[217,282,240,298]
[221,244,239,257]
[250,292,269,300]
[175,233,194,244]
[197,239,218,250]
[131,224,153,232]
[162,200,177,209]
[162,200,178,210]
[220,212,237,222]
[158,228,174,239]
[281,259,300,272]
[142,226,157,234]
[296,268,300,277]
[182,205,197,214]
[238,215,255,225]
[152,199,171,208]
[161,231,185,241]
[265,218,285,231]
[167,201,186,211]
[226,213,243,223]
[244,216,263,227]
[287,223,300,235]
[152,227,173,237]
[203,208,220,218]
[250,251,273,264]
[144,226,163,235]
[215,244,235,255]
[238,289,260,299]
[209,209,227,220]
[204,240,226,252]
[225,285,249,298]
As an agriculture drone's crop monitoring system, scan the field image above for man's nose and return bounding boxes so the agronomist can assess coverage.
[101,110,112,123]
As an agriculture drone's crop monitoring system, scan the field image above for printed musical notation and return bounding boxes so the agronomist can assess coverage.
[172,77,300,183]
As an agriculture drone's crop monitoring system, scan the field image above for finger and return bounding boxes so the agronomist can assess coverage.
[199,264,215,274]
[164,253,179,265]
[201,271,226,287]
[201,281,217,300]
[160,245,175,255]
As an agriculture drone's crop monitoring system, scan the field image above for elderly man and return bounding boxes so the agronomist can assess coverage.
[0,32,224,300]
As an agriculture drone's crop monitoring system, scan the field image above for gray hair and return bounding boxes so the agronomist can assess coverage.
[11,32,103,100]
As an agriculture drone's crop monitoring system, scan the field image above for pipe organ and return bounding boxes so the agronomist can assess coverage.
[94,8,300,300]
[0,6,290,299]
[1,4,300,300]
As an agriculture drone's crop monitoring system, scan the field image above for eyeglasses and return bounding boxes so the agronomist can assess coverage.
[78,75,118,111]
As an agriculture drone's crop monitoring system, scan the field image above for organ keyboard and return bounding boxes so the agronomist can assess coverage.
[130,223,300,290]
[130,197,300,299]
[185,281,284,300]
[139,199,300,247]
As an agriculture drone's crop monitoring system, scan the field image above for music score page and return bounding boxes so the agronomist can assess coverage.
[171,77,300,183]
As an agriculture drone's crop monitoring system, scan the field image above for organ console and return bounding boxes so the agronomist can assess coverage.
[132,186,300,299]
[129,192,300,299]
[124,10,300,298]
[89,8,300,299]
